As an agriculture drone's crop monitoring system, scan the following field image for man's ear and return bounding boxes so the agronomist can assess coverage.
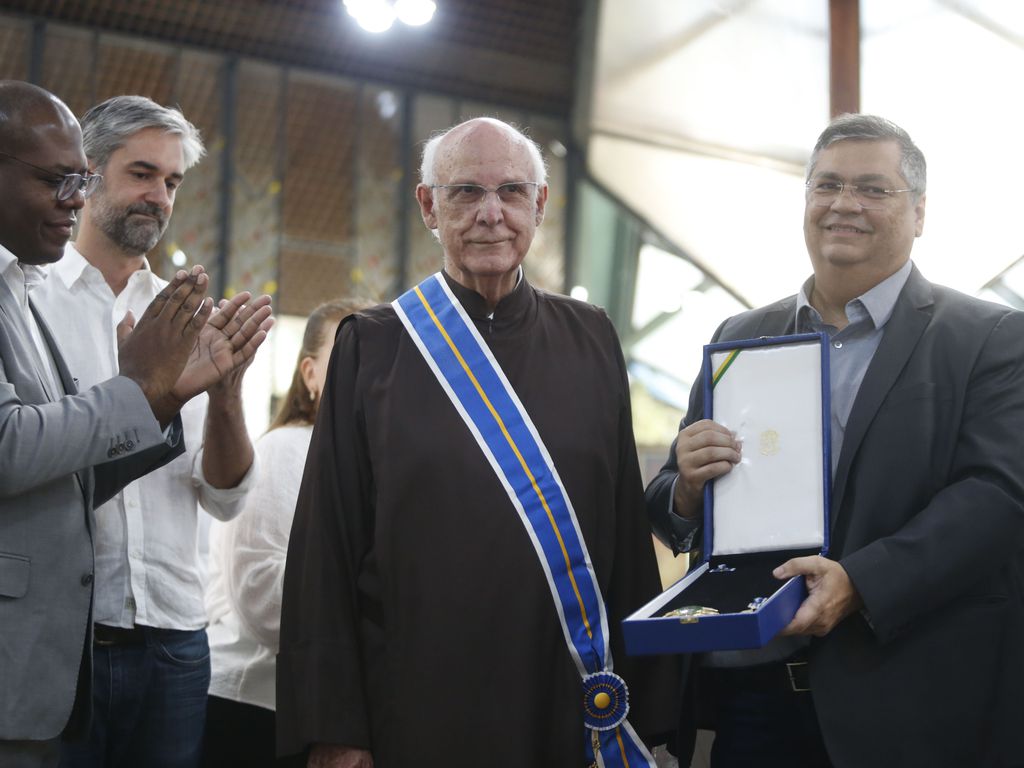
[913,193,926,238]
[534,184,549,226]
[416,184,437,230]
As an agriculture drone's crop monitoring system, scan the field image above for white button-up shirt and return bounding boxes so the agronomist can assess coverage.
[33,243,255,630]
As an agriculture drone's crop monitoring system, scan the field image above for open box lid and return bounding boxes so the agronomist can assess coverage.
[702,332,832,559]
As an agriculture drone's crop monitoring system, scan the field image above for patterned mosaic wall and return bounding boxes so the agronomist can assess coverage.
[4,15,570,315]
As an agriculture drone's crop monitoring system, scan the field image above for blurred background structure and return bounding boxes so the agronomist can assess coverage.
[2,0,1023,476]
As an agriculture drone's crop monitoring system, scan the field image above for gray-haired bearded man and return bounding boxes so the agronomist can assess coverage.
[35,95,273,768]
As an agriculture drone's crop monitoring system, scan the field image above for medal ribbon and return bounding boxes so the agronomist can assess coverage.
[394,273,654,767]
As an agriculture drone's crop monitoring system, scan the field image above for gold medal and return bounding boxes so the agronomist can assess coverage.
[662,605,720,623]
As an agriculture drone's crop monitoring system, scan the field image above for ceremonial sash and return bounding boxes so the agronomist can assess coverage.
[394,273,655,768]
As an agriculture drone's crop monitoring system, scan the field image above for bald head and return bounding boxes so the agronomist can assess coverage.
[414,117,549,308]
[0,81,87,265]
[0,81,80,156]
[420,118,546,187]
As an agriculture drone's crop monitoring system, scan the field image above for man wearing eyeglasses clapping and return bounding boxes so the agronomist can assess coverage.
[0,81,267,768]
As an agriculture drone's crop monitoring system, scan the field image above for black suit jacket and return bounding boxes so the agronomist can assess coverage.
[647,266,1024,768]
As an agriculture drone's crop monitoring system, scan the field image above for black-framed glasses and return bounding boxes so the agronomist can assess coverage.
[805,178,913,210]
[431,181,541,208]
[0,151,102,201]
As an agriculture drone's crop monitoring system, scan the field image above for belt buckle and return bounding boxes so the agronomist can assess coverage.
[785,661,810,692]
[93,625,115,647]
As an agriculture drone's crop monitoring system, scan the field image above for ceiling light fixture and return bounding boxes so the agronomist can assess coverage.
[344,0,436,33]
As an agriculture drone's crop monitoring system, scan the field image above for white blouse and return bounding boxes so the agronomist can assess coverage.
[206,424,313,711]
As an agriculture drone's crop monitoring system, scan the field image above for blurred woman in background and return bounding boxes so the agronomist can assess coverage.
[202,297,371,767]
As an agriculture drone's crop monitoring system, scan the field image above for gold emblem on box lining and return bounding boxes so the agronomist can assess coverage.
[760,429,780,456]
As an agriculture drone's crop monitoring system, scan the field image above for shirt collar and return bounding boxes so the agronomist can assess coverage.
[49,241,92,289]
[441,266,534,326]
[51,241,155,292]
[796,259,913,330]
[0,242,50,299]
[0,243,16,274]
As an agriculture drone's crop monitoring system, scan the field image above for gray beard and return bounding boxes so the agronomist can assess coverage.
[92,200,168,255]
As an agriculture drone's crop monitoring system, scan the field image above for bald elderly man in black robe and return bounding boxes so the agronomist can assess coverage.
[277,118,678,767]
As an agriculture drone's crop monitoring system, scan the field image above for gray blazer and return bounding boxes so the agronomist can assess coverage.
[648,266,1024,767]
[0,275,182,741]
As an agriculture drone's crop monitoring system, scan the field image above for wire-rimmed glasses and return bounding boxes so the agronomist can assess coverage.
[805,178,913,210]
[0,151,102,201]
[431,181,541,209]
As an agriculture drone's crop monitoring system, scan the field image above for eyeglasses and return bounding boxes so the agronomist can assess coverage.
[431,181,541,208]
[0,151,102,201]
[805,178,913,210]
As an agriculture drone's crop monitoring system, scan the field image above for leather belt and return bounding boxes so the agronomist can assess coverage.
[711,655,811,693]
[785,661,811,692]
[93,623,147,646]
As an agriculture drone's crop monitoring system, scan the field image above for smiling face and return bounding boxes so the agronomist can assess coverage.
[85,127,185,256]
[0,110,87,265]
[804,139,925,285]
[416,120,547,300]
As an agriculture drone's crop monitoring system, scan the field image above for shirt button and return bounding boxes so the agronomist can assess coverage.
[833,342,843,349]
[81,573,94,586]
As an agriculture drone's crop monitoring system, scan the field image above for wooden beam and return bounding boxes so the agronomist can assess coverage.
[829,0,860,116]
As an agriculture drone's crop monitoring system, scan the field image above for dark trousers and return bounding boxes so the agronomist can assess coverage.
[60,626,210,768]
[202,696,305,768]
[703,661,833,768]
[0,738,61,768]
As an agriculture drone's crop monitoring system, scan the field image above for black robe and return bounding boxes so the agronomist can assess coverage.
[277,273,677,766]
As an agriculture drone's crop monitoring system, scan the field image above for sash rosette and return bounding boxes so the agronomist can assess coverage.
[394,274,655,768]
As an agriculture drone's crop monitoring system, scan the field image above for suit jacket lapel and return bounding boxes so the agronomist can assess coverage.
[31,300,77,396]
[831,267,934,528]
[0,277,56,400]
[28,292,92,505]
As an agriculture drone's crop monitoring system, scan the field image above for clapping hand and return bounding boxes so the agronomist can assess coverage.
[118,266,213,420]
[170,291,274,403]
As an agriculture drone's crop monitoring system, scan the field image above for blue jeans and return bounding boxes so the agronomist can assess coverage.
[60,627,210,768]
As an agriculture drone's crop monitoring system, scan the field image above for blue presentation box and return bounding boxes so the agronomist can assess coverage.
[624,333,831,655]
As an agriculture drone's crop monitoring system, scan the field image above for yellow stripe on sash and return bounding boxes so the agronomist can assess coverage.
[616,727,631,766]
[414,286,594,640]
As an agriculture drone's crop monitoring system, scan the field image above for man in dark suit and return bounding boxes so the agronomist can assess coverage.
[647,114,1024,768]
[0,81,269,767]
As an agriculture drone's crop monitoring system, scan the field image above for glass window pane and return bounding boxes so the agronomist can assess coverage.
[590,133,808,308]
[279,71,357,315]
[157,49,223,288]
[406,93,456,286]
[230,60,283,302]
[0,13,29,82]
[95,33,175,105]
[40,24,95,118]
[355,86,403,301]
[525,115,568,294]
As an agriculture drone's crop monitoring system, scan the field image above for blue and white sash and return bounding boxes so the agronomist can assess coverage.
[393,273,654,768]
